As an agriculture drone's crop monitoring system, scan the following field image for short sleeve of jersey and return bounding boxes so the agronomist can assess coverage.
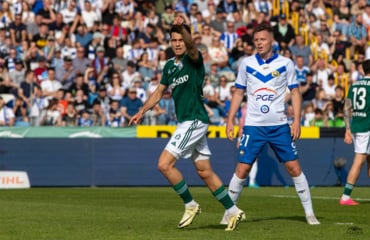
[286,59,298,90]
[235,57,248,90]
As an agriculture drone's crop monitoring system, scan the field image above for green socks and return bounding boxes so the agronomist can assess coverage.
[212,185,235,209]
[173,179,193,204]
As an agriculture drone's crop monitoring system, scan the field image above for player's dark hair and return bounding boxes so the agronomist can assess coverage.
[252,24,273,38]
[170,24,191,36]
[362,59,370,75]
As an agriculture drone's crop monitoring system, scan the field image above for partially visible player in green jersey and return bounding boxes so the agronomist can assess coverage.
[129,16,245,231]
[339,59,370,206]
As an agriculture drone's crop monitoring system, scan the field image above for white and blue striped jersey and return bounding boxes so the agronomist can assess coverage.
[235,53,298,126]
[220,32,238,52]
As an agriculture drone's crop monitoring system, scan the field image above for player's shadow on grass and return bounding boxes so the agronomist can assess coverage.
[249,215,320,224]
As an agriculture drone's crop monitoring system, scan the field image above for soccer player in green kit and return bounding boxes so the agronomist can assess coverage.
[339,59,370,206]
[129,16,245,231]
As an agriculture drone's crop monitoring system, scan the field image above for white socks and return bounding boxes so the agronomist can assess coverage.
[228,173,247,204]
[292,172,314,216]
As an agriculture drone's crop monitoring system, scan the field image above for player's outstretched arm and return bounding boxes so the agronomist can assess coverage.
[129,84,167,126]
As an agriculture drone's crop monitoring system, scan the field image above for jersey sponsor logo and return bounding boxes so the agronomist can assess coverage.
[169,75,189,90]
[253,88,277,103]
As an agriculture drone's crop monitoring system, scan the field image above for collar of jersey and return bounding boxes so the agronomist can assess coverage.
[255,53,279,65]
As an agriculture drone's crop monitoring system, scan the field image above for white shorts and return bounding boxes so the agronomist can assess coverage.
[165,120,211,161]
[352,131,370,154]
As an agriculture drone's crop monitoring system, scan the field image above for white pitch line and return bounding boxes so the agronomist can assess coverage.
[272,195,370,201]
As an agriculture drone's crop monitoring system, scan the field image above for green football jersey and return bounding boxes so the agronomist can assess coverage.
[346,77,370,133]
[160,52,209,123]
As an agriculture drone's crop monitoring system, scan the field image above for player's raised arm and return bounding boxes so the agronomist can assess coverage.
[172,15,199,61]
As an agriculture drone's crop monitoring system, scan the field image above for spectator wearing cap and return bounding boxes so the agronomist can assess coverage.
[120,86,143,125]
[9,14,27,46]
[93,85,110,117]
[9,59,25,88]
[87,32,104,60]
[41,67,62,99]
[210,8,226,34]
[55,56,76,89]
[43,35,58,62]
[81,1,100,30]
[299,71,319,106]
[0,96,15,126]
[241,23,254,46]
[60,0,78,26]
[273,14,296,49]
[50,46,64,70]
[91,46,110,82]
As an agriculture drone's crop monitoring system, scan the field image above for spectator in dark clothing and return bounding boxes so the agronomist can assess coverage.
[273,14,296,50]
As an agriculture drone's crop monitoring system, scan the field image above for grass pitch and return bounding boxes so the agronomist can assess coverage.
[0,187,369,240]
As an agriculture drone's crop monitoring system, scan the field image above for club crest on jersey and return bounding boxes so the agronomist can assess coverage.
[260,105,270,113]
[271,70,280,77]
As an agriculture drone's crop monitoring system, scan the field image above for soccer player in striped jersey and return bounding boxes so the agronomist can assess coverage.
[129,15,245,231]
[222,24,320,225]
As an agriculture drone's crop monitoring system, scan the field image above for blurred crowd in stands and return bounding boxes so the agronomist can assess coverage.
[0,0,367,128]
